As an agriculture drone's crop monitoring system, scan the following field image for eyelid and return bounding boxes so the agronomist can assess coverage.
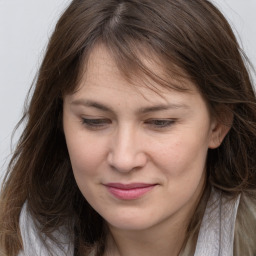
[81,118,112,129]
[80,117,176,130]
[144,119,176,128]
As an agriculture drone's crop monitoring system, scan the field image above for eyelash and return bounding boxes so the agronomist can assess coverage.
[145,119,175,128]
[81,118,111,129]
[81,118,175,130]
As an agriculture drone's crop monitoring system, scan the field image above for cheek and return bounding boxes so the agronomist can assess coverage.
[65,136,106,202]
[65,132,106,178]
[155,132,209,178]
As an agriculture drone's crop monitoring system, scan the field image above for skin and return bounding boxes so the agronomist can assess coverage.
[63,45,228,256]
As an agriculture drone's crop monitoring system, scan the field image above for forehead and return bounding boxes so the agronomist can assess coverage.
[66,44,208,113]
[78,44,197,96]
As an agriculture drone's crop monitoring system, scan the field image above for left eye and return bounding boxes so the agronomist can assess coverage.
[145,119,175,128]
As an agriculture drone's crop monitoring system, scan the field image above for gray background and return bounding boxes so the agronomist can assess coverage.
[0,0,256,184]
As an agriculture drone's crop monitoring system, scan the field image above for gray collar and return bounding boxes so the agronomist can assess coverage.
[194,189,240,256]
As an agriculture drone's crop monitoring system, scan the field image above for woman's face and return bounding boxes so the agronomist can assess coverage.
[63,45,219,232]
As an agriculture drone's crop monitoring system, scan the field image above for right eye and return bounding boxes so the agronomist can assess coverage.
[81,118,111,130]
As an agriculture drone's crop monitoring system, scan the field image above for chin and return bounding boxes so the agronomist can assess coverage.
[105,213,157,231]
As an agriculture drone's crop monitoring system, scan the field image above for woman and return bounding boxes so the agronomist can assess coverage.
[1,0,256,255]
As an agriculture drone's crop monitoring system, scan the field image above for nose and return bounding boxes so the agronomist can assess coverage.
[107,125,147,173]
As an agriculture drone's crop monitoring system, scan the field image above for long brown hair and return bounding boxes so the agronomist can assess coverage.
[1,0,256,255]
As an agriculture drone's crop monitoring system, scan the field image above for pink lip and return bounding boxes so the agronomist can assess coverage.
[105,183,156,200]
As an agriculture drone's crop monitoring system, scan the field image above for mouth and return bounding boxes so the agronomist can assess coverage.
[104,183,157,200]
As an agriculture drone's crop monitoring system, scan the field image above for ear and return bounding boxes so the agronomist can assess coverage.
[208,107,233,149]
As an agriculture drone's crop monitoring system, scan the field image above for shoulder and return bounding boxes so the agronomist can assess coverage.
[234,192,256,255]
[194,188,240,256]
[18,202,74,256]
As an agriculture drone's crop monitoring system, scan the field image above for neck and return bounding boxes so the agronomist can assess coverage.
[104,216,188,256]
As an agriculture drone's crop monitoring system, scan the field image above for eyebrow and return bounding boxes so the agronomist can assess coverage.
[71,99,111,112]
[138,104,189,114]
[71,99,189,114]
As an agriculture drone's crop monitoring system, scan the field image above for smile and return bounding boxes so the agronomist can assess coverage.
[104,183,157,200]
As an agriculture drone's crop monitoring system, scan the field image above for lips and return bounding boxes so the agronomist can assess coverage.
[105,183,156,200]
